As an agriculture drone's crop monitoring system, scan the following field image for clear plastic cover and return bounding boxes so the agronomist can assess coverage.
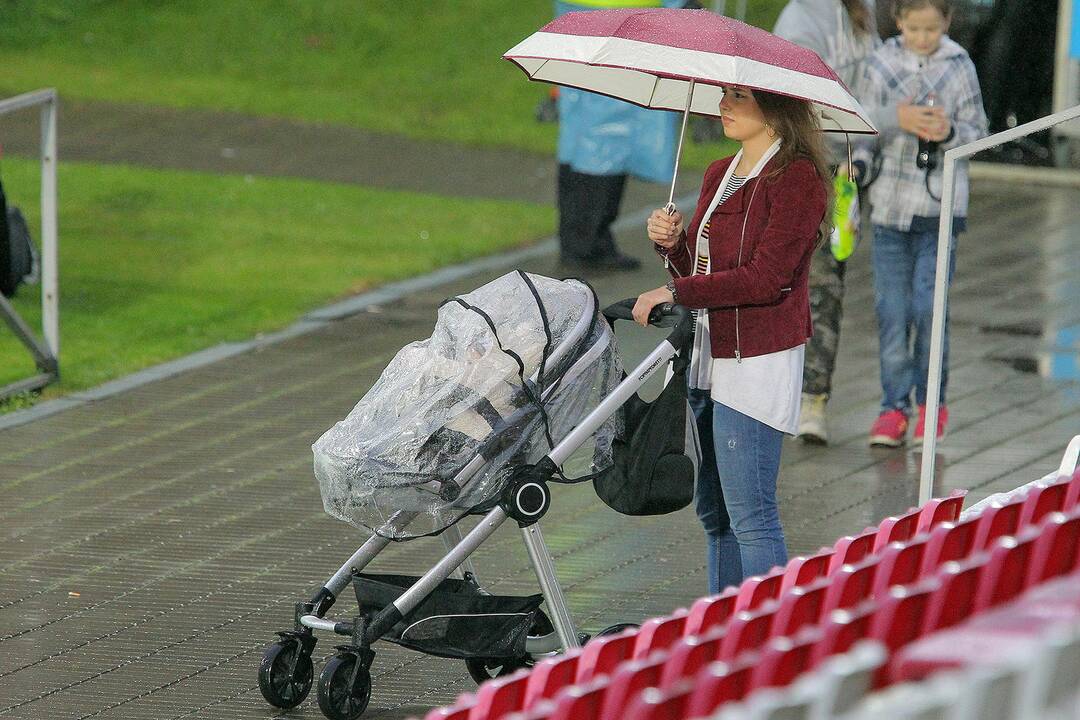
[313,272,622,539]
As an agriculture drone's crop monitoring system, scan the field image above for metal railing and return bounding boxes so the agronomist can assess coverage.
[0,88,59,399]
[920,103,1080,504]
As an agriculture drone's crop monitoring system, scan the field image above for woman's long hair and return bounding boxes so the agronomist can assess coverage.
[841,0,873,35]
[753,89,835,247]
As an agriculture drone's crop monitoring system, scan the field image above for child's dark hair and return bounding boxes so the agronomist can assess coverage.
[892,0,952,18]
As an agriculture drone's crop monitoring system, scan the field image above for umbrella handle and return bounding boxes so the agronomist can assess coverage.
[667,79,696,209]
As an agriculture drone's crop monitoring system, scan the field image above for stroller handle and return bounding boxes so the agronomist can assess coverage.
[602,299,694,351]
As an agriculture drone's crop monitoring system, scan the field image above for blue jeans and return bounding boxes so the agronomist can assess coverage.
[689,389,788,593]
[871,225,957,414]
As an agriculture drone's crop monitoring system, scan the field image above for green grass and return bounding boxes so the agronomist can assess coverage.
[0,0,784,166]
[0,157,554,396]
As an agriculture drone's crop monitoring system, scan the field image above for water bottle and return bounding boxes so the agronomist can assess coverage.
[916,92,938,171]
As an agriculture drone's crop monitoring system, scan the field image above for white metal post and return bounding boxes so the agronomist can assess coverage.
[0,88,60,398]
[918,103,1080,505]
[40,94,59,358]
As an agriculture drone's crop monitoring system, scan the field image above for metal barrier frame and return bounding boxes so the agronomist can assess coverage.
[919,104,1080,504]
[0,88,59,399]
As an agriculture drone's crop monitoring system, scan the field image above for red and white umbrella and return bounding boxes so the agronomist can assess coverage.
[504,8,876,204]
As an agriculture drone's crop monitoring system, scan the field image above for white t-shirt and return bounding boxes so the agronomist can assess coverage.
[688,141,804,435]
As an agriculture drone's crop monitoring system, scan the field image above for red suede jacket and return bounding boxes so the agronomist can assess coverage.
[664,154,827,360]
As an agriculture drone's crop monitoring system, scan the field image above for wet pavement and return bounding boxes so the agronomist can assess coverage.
[0,172,1078,719]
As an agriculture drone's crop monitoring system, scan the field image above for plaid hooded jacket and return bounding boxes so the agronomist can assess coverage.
[853,35,988,232]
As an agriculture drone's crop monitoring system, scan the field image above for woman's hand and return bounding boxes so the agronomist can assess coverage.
[647,207,684,248]
[632,286,675,326]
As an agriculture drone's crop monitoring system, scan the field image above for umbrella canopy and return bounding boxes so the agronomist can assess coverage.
[504,7,875,135]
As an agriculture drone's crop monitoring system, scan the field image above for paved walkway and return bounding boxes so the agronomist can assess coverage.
[0,97,1078,719]
[0,95,699,207]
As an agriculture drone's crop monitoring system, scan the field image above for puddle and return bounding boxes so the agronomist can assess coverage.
[980,322,1042,338]
[989,355,1040,374]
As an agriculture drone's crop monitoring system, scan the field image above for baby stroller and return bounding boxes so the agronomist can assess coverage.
[258,271,696,720]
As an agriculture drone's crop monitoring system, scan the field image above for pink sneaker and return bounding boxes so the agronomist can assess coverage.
[869,410,909,447]
[914,405,948,445]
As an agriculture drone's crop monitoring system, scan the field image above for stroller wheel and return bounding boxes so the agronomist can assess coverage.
[464,609,555,684]
[257,639,314,709]
[596,622,640,637]
[318,653,372,720]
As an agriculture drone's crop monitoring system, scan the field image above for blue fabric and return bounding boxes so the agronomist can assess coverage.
[871,224,957,413]
[690,389,788,594]
[554,1,683,183]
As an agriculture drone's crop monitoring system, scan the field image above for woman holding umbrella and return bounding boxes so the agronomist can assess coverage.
[632,86,831,592]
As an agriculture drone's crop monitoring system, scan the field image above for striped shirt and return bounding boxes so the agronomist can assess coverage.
[694,175,746,276]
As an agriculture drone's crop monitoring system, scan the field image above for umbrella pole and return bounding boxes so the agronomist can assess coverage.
[666,79,695,212]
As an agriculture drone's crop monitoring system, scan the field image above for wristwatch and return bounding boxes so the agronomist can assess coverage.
[665,279,678,304]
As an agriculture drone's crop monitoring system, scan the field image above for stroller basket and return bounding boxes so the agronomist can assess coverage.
[353,573,543,660]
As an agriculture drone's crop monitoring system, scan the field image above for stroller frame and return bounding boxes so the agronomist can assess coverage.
[258,299,693,720]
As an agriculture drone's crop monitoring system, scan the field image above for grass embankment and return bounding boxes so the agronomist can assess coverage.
[0,0,785,166]
[0,0,789,409]
[0,159,554,396]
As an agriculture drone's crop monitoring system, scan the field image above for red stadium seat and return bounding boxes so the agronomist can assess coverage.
[632,611,688,660]
[921,556,984,633]
[624,682,692,720]
[659,628,725,689]
[870,537,929,599]
[427,702,474,720]
[683,656,756,718]
[735,567,785,612]
[750,629,821,690]
[683,587,739,637]
[780,548,834,594]
[1065,468,1080,511]
[869,580,938,686]
[893,572,1080,684]
[773,577,830,637]
[545,679,608,720]
[523,651,581,710]
[916,489,967,534]
[873,506,923,553]
[576,631,636,683]
[1027,510,1080,587]
[822,557,879,614]
[972,495,1026,551]
[830,528,878,574]
[974,530,1039,611]
[719,603,778,661]
[1018,478,1070,529]
[468,669,530,720]
[920,516,980,576]
[889,624,1032,683]
[811,600,876,667]
[598,655,667,720]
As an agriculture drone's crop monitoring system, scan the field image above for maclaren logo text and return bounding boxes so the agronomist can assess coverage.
[638,356,664,382]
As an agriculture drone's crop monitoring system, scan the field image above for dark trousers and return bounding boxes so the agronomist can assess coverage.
[557,163,627,261]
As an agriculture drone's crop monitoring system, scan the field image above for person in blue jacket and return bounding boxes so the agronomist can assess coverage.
[556,0,692,272]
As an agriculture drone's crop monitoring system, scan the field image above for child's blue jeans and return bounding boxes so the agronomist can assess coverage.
[689,389,788,593]
[871,224,957,415]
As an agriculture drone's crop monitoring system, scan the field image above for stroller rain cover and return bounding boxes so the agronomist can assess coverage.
[313,271,623,540]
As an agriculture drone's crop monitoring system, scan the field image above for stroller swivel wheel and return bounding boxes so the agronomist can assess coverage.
[597,622,640,637]
[257,639,314,709]
[318,653,372,720]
